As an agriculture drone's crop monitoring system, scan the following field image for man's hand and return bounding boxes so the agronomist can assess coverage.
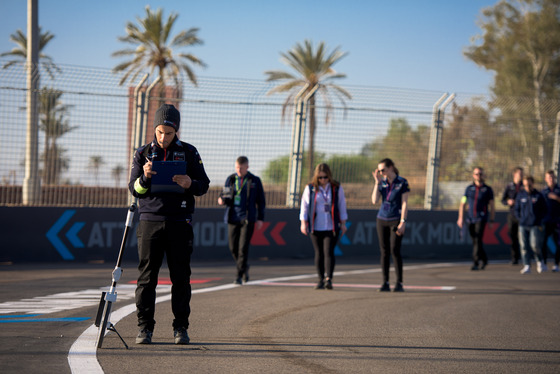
[256,220,264,231]
[143,160,156,178]
[172,174,192,189]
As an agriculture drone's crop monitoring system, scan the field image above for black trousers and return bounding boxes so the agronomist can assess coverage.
[543,222,560,265]
[228,221,255,278]
[507,212,521,262]
[468,221,488,266]
[135,220,193,331]
[309,230,338,280]
[376,219,403,284]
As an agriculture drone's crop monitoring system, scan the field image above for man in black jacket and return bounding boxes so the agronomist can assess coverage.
[501,167,523,264]
[128,104,210,345]
[218,156,266,284]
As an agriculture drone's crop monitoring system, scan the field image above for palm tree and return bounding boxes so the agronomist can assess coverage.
[0,27,61,78]
[112,5,206,98]
[265,40,351,179]
[89,156,105,186]
[39,88,76,185]
[111,164,125,187]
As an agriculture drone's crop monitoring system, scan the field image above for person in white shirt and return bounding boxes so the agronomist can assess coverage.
[300,163,348,290]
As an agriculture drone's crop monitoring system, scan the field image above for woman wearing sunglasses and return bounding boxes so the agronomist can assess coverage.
[300,163,348,290]
[372,158,410,292]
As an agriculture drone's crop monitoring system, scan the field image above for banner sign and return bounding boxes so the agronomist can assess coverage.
[0,207,511,263]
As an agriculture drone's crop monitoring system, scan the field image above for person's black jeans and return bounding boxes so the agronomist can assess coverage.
[228,221,255,278]
[507,212,521,262]
[309,230,338,280]
[468,220,488,266]
[376,218,403,284]
[135,220,193,331]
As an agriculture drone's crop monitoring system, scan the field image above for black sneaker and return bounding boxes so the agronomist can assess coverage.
[174,327,190,345]
[471,265,479,271]
[136,329,153,344]
[314,280,325,289]
[243,266,250,283]
[325,279,333,290]
[379,282,391,292]
[481,261,488,270]
[393,282,404,292]
[233,277,242,285]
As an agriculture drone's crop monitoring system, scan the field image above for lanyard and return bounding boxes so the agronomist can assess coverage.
[319,185,330,203]
[235,176,248,196]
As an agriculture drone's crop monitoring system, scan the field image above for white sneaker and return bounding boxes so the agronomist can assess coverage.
[520,265,531,274]
[552,265,559,272]
[537,262,547,273]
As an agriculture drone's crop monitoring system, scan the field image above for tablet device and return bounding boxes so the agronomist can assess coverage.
[150,161,186,193]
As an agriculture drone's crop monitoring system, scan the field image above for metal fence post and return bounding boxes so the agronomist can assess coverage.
[286,84,309,208]
[127,75,148,205]
[424,93,455,210]
[553,110,560,185]
[286,84,318,208]
[22,0,40,205]
[130,74,148,162]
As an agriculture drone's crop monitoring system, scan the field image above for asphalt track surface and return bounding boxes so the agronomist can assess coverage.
[1,258,559,374]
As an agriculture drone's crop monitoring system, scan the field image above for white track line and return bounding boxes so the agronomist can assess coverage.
[68,262,463,373]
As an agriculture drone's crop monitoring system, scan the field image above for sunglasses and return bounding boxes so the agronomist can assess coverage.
[318,176,329,180]
[379,168,386,172]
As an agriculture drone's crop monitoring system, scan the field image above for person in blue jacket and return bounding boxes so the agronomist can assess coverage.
[515,175,548,274]
[542,170,560,272]
[372,158,409,292]
[457,167,495,271]
[218,156,266,284]
[129,104,210,345]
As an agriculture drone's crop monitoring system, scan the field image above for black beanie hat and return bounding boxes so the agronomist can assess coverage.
[154,104,180,132]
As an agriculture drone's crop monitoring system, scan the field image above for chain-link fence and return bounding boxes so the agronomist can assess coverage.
[1,60,559,209]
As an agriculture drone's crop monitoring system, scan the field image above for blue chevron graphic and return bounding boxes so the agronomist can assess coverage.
[66,222,85,248]
[46,210,76,260]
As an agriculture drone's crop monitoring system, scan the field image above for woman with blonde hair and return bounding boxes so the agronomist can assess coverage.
[300,163,348,289]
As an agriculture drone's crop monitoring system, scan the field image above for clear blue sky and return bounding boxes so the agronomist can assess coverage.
[1,0,497,93]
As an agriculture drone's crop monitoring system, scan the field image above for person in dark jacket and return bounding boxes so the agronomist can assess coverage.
[541,170,560,271]
[218,156,266,284]
[457,167,495,271]
[128,104,210,345]
[501,167,524,264]
[514,175,547,274]
[300,163,348,290]
[372,158,409,292]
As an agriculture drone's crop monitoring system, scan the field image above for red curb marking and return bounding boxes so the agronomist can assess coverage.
[256,282,455,290]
